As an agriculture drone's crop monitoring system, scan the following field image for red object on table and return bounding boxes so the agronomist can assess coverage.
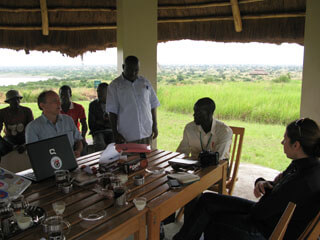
[115,143,151,153]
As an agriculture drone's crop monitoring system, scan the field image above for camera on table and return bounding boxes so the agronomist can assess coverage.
[198,151,219,167]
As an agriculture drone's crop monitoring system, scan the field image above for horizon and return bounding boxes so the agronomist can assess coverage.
[0,40,304,67]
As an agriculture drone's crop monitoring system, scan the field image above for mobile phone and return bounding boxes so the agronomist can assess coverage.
[167,179,181,189]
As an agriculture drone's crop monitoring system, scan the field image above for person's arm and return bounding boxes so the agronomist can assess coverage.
[25,122,39,144]
[213,126,233,160]
[73,140,83,158]
[250,178,297,220]
[109,112,125,143]
[151,108,158,139]
[77,104,88,141]
[26,107,34,123]
[80,118,88,141]
[0,117,3,135]
[176,126,191,157]
[253,173,282,198]
[253,178,274,198]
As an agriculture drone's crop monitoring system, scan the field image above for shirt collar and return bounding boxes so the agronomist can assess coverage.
[41,113,63,123]
[60,102,74,111]
[121,73,140,83]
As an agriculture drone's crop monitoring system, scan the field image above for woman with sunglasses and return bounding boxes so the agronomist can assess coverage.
[173,118,320,240]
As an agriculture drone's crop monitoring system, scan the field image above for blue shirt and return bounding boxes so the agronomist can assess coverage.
[106,74,160,142]
[25,114,82,148]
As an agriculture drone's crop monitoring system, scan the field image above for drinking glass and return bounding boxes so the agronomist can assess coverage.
[52,201,66,216]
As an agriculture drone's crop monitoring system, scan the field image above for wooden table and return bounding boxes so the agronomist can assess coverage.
[14,149,227,240]
[146,154,227,240]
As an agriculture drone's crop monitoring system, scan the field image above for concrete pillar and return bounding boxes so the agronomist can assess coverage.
[116,0,158,90]
[300,0,320,123]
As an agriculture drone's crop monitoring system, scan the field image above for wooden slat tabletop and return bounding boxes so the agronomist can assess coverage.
[12,150,183,240]
[14,149,226,240]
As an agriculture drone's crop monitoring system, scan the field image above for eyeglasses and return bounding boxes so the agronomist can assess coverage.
[295,118,305,137]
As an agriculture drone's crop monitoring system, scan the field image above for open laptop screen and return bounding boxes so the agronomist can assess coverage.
[25,134,78,182]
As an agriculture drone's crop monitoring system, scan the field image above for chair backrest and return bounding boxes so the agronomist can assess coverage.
[227,126,245,195]
[269,202,296,240]
[298,210,320,240]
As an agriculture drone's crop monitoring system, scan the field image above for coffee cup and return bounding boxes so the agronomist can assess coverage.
[17,216,32,230]
[133,197,147,211]
[55,170,70,187]
[133,175,145,186]
[114,186,127,206]
[61,182,73,194]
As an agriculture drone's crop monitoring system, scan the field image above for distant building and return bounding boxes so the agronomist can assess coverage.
[249,69,268,75]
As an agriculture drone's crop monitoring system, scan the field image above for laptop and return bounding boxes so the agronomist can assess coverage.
[22,134,78,182]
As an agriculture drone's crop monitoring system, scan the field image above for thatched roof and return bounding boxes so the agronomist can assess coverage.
[0,0,306,57]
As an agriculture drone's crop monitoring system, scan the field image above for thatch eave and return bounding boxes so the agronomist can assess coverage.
[0,0,306,57]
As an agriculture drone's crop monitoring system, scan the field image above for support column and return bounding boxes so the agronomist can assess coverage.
[300,0,320,123]
[116,0,157,91]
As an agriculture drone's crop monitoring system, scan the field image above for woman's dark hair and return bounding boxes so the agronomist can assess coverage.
[286,118,320,157]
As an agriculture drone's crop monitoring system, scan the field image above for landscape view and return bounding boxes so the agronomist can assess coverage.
[0,63,302,171]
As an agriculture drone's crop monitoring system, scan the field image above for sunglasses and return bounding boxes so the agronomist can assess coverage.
[295,118,305,137]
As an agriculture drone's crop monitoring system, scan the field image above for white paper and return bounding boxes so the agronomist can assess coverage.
[99,143,121,164]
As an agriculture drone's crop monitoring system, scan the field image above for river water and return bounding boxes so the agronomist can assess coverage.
[0,76,52,86]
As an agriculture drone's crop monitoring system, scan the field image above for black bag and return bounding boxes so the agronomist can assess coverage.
[198,151,219,167]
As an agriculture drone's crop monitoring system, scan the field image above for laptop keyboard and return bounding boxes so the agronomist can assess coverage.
[23,172,37,181]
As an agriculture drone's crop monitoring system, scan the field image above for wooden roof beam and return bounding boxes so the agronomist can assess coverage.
[40,0,49,35]
[230,0,242,32]
[158,12,305,23]
[158,0,264,10]
[0,7,115,13]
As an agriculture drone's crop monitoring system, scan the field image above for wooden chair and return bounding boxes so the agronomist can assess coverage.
[269,202,296,240]
[207,126,245,195]
[298,210,320,240]
[224,126,245,195]
[176,126,245,221]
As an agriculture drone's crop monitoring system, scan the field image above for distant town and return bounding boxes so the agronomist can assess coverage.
[0,64,302,90]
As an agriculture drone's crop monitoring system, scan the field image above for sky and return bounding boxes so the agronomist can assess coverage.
[0,40,304,66]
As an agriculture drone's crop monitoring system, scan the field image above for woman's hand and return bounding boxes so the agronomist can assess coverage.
[254,180,273,198]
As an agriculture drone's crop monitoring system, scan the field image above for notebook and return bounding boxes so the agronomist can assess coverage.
[22,134,78,182]
[167,172,200,185]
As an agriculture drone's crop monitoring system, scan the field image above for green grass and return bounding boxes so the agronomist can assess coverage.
[157,81,301,125]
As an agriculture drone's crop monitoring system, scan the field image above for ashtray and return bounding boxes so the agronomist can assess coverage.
[79,208,106,221]
[3,206,46,239]
[145,166,164,175]
[25,205,46,224]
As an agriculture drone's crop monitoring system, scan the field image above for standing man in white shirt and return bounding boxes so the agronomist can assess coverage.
[177,97,233,160]
[106,55,160,144]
